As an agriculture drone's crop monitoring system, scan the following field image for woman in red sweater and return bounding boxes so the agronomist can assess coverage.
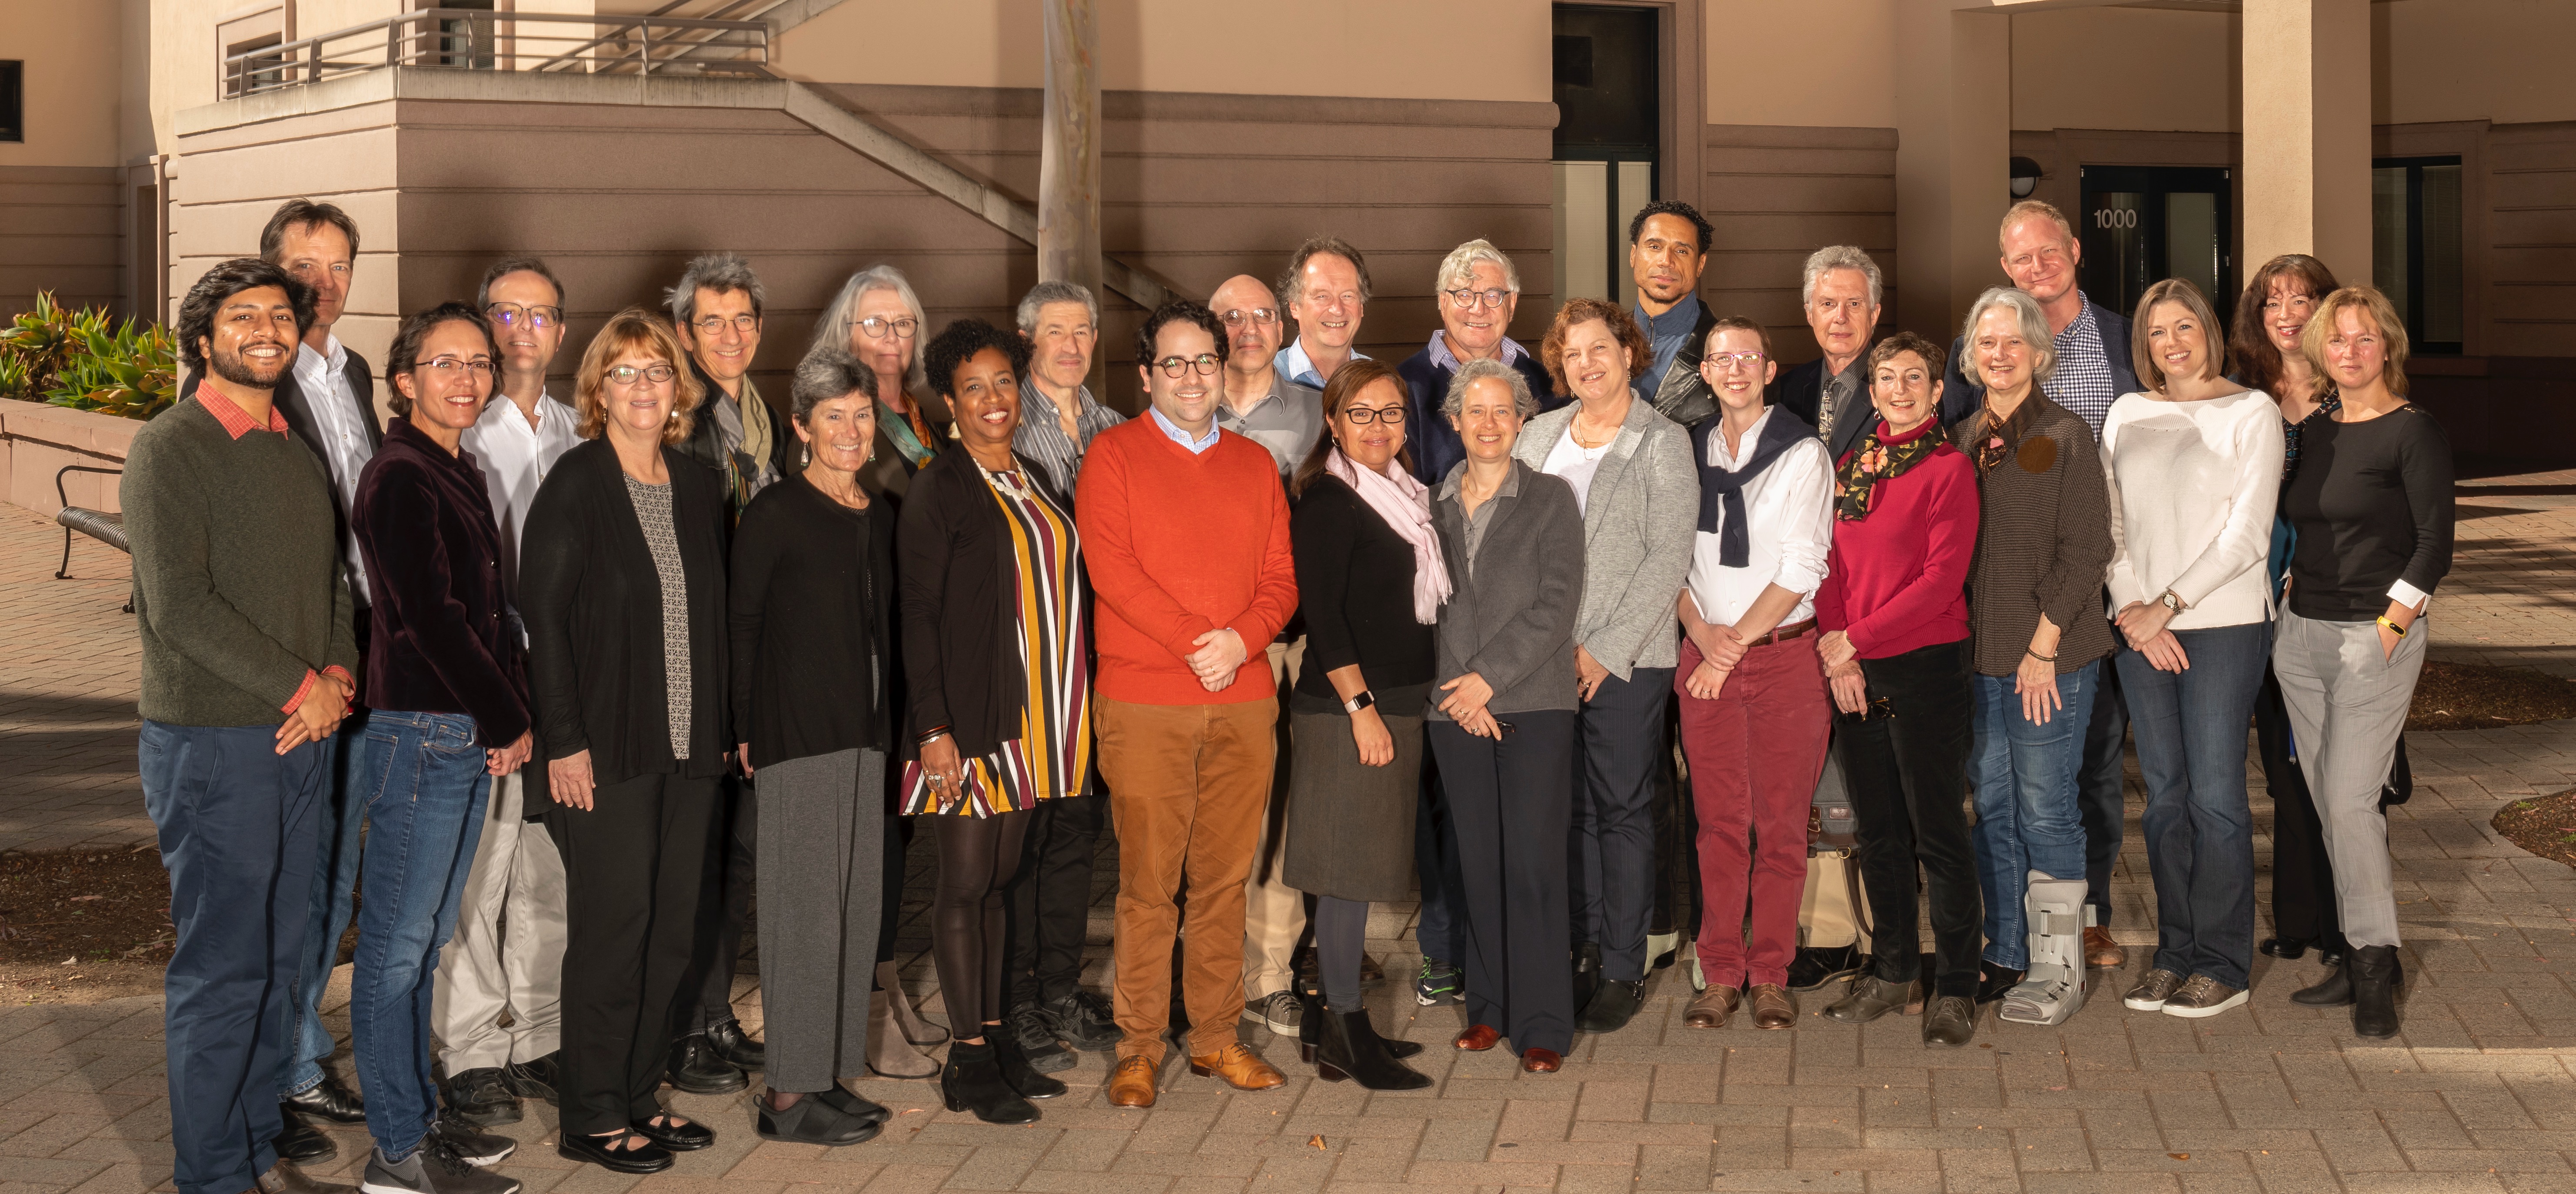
[1811,332,1985,1048]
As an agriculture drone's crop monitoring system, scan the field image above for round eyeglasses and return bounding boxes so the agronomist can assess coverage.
[1444,287,1513,310]
[1152,354,1224,378]
[851,316,920,339]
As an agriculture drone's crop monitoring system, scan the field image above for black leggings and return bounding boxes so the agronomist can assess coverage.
[929,810,1032,1034]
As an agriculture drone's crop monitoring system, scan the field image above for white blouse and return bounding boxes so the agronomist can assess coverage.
[2100,388,2286,630]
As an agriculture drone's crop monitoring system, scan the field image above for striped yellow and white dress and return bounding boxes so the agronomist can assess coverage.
[899,464,1092,817]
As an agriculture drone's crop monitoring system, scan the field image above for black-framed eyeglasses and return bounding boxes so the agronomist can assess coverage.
[1339,406,1406,424]
[414,357,496,377]
[850,315,919,339]
[1444,287,1512,310]
[486,303,563,330]
[1219,307,1279,328]
[1152,354,1223,378]
[693,314,760,337]
[605,363,677,386]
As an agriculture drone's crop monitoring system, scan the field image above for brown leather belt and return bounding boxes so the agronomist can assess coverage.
[1761,618,1818,644]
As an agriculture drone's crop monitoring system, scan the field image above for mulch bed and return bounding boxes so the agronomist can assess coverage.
[0,844,176,1003]
[2410,660,2576,732]
[2493,788,2576,869]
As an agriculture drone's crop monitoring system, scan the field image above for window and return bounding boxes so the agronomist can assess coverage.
[2373,156,2463,354]
[0,61,23,143]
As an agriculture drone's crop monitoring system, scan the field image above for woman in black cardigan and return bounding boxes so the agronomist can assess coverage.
[1281,358,1440,1091]
[520,310,730,1174]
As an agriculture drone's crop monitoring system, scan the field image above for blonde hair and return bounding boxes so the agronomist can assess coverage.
[2130,278,2225,392]
[574,307,703,445]
[1997,200,2074,253]
[2300,286,2411,399]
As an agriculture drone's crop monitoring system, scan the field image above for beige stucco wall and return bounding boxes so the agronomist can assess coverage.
[1702,0,1895,128]
[0,0,126,169]
[2011,7,2238,133]
[775,0,1549,101]
[2379,0,2576,126]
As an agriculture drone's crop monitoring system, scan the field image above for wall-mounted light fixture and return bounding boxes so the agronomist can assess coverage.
[2010,156,2044,200]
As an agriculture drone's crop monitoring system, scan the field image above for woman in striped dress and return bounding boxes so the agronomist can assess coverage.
[899,319,1090,1125]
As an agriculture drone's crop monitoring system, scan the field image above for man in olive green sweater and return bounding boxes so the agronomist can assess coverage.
[126,258,358,1194]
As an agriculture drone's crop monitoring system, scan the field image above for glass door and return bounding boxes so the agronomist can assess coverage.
[2077,165,2233,326]
[1551,4,1658,304]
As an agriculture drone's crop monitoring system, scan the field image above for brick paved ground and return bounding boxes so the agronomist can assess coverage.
[5,469,2576,1194]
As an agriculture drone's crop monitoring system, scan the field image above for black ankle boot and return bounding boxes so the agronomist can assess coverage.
[1297,989,1323,1064]
[1313,1008,1433,1091]
[991,1032,1068,1100]
[940,1041,1038,1124]
[2350,945,2403,1039]
[2291,964,2353,1007]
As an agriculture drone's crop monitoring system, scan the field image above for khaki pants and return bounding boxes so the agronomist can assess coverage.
[1099,695,1278,1064]
[1798,852,1866,949]
[1243,639,1309,1001]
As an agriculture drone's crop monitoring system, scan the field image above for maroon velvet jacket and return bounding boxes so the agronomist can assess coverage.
[353,415,531,746]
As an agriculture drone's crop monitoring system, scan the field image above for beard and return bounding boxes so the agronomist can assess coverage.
[209,339,290,390]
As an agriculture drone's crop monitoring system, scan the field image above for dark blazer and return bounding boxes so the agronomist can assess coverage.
[1637,299,1720,429]
[1395,347,1565,487]
[1772,335,1889,463]
[181,348,379,467]
[519,437,732,784]
[1429,460,1586,717]
[1942,296,2140,429]
[351,417,529,746]
[1289,475,1437,709]
[680,359,798,516]
[729,473,895,769]
[897,442,1069,762]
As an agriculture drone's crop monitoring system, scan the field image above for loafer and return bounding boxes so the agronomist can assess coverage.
[282,1071,367,1124]
[1683,985,1739,1029]
[254,1160,351,1194]
[556,1128,673,1174]
[1824,974,1922,1024]
[503,1052,561,1105]
[1921,995,1977,1047]
[630,1113,715,1151]
[2160,975,2248,1018]
[2083,926,2126,970]
[272,1111,337,1164]
[1455,1024,1502,1051]
[1749,984,1797,1030]
[1188,1042,1285,1091]
[1576,978,1645,1033]
[706,1016,766,1071]
[666,1034,748,1095]
[439,1067,520,1127]
[2259,936,2310,961]
[2121,967,2186,1011]
[1107,1055,1158,1107]
[1786,944,1861,993]
[1520,1048,1561,1073]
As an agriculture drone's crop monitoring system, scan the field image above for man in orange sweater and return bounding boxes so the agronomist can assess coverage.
[1077,301,1300,1108]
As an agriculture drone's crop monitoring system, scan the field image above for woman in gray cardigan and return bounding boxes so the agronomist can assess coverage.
[1431,358,1585,1074]
[1515,298,1700,1033]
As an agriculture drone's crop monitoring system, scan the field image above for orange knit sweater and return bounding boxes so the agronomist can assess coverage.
[1074,418,1299,706]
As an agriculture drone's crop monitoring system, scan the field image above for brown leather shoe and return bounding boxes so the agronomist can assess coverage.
[1187,1042,1285,1091]
[1684,986,1739,1029]
[2083,926,2126,969]
[1520,1048,1561,1073]
[1454,1024,1501,1051]
[255,1161,352,1194]
[1106,1055,1158,1108]
[1749,984,1797,1030]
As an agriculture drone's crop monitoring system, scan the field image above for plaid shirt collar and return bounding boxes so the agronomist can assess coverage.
[195,381,290,439]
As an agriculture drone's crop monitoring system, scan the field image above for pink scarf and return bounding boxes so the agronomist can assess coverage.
[1325,447,1451,624]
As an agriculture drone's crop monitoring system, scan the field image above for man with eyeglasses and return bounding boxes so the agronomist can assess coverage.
[1627,200,1720,428]
[1211,274,1325,481]
[434,257,578,1128]
[1274,236,1372,392]
[664,252,787,1098]
[1077,300,1299,1109]
[1397,239,1563,487]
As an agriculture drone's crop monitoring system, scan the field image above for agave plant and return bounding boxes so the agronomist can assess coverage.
[0,291,78,401]
[47,317,178,421]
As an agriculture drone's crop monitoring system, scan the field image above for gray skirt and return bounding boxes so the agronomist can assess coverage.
[1281,710,1424,903]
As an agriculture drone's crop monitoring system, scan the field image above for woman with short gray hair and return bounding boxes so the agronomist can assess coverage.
[726,345,900,1145]
[815,265,949,499]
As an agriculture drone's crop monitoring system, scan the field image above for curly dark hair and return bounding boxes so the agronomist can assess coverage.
[383,301,505,418]
[2229,253,2340,395]
[1627,199,1714,254]
[1538,297,1654,397]
[922,317,1032,400]
[1132,300,1228,376]
[176,257,314,374]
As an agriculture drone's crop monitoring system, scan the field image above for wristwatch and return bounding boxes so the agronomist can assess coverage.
[2158,590,2186,614]
[1343,690,1376,714]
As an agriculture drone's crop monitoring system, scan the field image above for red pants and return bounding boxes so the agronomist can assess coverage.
[1676,634,1833,988]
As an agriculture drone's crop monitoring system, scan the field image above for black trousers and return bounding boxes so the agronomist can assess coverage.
[1840,640,1982,1000]
[1002,793,1105,1007]
[1649,700,1701,941]
[2076,631,2131,920]
[1568,667,1673,982]
[1434,712,1578,1057]
[879,814,912,965]
[683,773,755,1034]
[551,771,719,1135]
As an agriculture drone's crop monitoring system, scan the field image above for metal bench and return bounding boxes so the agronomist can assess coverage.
[53,464,131,613]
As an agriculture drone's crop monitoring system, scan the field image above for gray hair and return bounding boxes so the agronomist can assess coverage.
[1800,245,1883,309]
[666,252,764,328]
[1015,280,1099,334]
[814,263,929,398]
[1441,357,1537,421]
[789,344,877,425]
[1434,239,1521,295]
[1960,286,2058,386]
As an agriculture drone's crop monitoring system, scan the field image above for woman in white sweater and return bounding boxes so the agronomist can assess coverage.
[2099,278,2285,1020]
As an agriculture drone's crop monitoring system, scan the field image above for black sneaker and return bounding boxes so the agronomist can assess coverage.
[427,1112,517,1167]
[1785,945,1861,993]
[502,1053,559,1106]
[1042,989,1121,1051]
[437,1068,519,1128]
[1008,1003,1076,1073]
[1415,957,1464,1007]
[359,1137,520,1194]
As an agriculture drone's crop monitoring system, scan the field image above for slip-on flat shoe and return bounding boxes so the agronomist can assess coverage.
[557,1129,673,1174]
[629,1115,714,1151]
[1520,1049,1561,1073]
[1454,1024,1502,1051]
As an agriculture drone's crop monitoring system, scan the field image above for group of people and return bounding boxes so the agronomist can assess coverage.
[129,192,2451,1194]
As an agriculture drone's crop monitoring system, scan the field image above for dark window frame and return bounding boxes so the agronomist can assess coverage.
[2373,154,2465,356]
[0,60,24,143]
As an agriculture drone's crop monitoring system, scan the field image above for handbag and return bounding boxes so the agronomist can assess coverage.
[1807,748,1858,854]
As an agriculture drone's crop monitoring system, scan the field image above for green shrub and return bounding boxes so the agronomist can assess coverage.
[0,292,177,420]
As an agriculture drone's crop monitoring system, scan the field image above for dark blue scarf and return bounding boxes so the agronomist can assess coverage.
[1691,407,1814,567]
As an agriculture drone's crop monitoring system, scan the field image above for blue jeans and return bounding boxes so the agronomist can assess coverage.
[142,721,326,1194]
[2120,621,2268,989]
[285,709,370,1096]
[349,712,492,1157]
[1968,661,2099,969]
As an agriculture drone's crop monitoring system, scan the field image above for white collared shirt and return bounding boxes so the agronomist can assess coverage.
[1685,407,1834,628]
[293,334,376,606]
[460,389,583,596]
[1148,405,1222,454]
[1274,339,1371,391]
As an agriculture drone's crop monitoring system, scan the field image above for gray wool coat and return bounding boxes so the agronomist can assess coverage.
[1510,396,1700,679]
[1429,460,1586,718]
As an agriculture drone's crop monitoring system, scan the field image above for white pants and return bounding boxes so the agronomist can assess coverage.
[431,770,569,1072]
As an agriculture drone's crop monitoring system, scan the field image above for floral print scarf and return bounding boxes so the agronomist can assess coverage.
[1833,418,1950,522]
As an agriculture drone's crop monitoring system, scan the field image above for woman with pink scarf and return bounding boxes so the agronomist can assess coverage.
[1281,357,1450,1091]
